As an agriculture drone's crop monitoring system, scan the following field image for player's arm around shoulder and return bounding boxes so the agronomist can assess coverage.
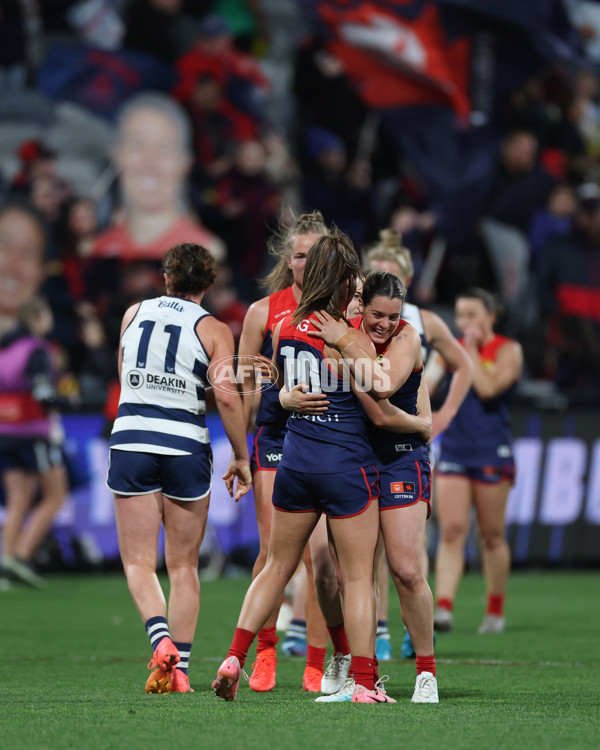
[198,315,252,500]
[377,322,422,400]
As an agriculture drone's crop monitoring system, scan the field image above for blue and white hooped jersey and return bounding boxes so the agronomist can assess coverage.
[401,301,430,365]
[110,296,211,455]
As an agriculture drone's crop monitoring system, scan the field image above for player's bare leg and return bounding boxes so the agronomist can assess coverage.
[474,480,511,633]
[302,546,329,691]
[249,470,284,691]
[434,475,472,629]
[114,490,165,621]
[237,510,320,632]
[15,465,67,560]
[381,502,433,656]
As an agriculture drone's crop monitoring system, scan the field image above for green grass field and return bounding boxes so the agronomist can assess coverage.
[1,571,599,750]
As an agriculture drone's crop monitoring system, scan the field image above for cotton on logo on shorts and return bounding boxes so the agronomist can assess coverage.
[208,355,280,395]
[390,481,415,494]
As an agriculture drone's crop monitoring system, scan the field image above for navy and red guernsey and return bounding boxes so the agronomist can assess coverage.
[255,286,298,429]
[276,314,374,473]
[350,316,426,462]
[440,334,516,468]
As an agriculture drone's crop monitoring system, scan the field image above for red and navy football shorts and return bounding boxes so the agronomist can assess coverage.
[436,459,516,485]
[272,463,379,519]
[377,457,431,518]
[251,425,286,474]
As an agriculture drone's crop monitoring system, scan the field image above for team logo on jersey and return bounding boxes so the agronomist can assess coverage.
[208,355,280,395]
[127,370,144,389]
[390,481,415,494]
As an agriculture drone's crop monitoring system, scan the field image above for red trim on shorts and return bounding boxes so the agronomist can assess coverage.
[380,497,429,511]
[416,460,423,497]
[326,466,379,520]
[252,426,264,470]
[251,426,278,475]
[272,504,321,514]
[326,494,373,520]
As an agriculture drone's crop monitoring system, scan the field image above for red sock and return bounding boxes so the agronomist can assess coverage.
[437,597,453,612]
[327,623,350,655]
[257,626,279,654]
[351,655,377,691]
[486,594,505,617]
[227,628,255,668]
[306,645,327,672]
[416,655,436,676]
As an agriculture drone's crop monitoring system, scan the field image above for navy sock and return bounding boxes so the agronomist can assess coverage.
[144,616,171,651]
[174,641,192,675]
[377,620,390,638]
[286,619,307,639]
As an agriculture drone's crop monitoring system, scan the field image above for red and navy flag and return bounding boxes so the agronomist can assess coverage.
[311,0,471,117]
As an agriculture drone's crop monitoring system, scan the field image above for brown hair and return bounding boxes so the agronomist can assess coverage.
[361,270,406,308]
[292,232,362,325]
[261,210,330,293]
[365,228,414,282]
[163,243,217,296]
[456,287,498,314]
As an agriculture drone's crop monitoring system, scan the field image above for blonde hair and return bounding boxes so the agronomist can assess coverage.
[292,232,362,325]
[261,211,330,293]
[365,228,414,282]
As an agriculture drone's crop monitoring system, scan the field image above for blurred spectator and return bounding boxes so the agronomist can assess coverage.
[480,129,557,336]
[485,130,556,233]
[213,139,278,297]
[0,201,68,588]
[301,125,372,247]
[538,182,600,393]
[12,141,60,194]
[29,175,68,230]
[92,92,225,266]
[529,183,577,266]
[293,36,366,157]
[174,13,271,126]
[60,198,99,301]
[179,69,257,185]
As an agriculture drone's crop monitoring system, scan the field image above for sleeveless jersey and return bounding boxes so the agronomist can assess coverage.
[0,332,52,439]
[401,301,431,365]
[110,295,211,455]
[440,334,516,467]
[350,317,426,462]
[255,286,298,428]
[276,315,374,473]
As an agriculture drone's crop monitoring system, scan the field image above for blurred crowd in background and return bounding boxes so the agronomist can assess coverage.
[1,0,600,413]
